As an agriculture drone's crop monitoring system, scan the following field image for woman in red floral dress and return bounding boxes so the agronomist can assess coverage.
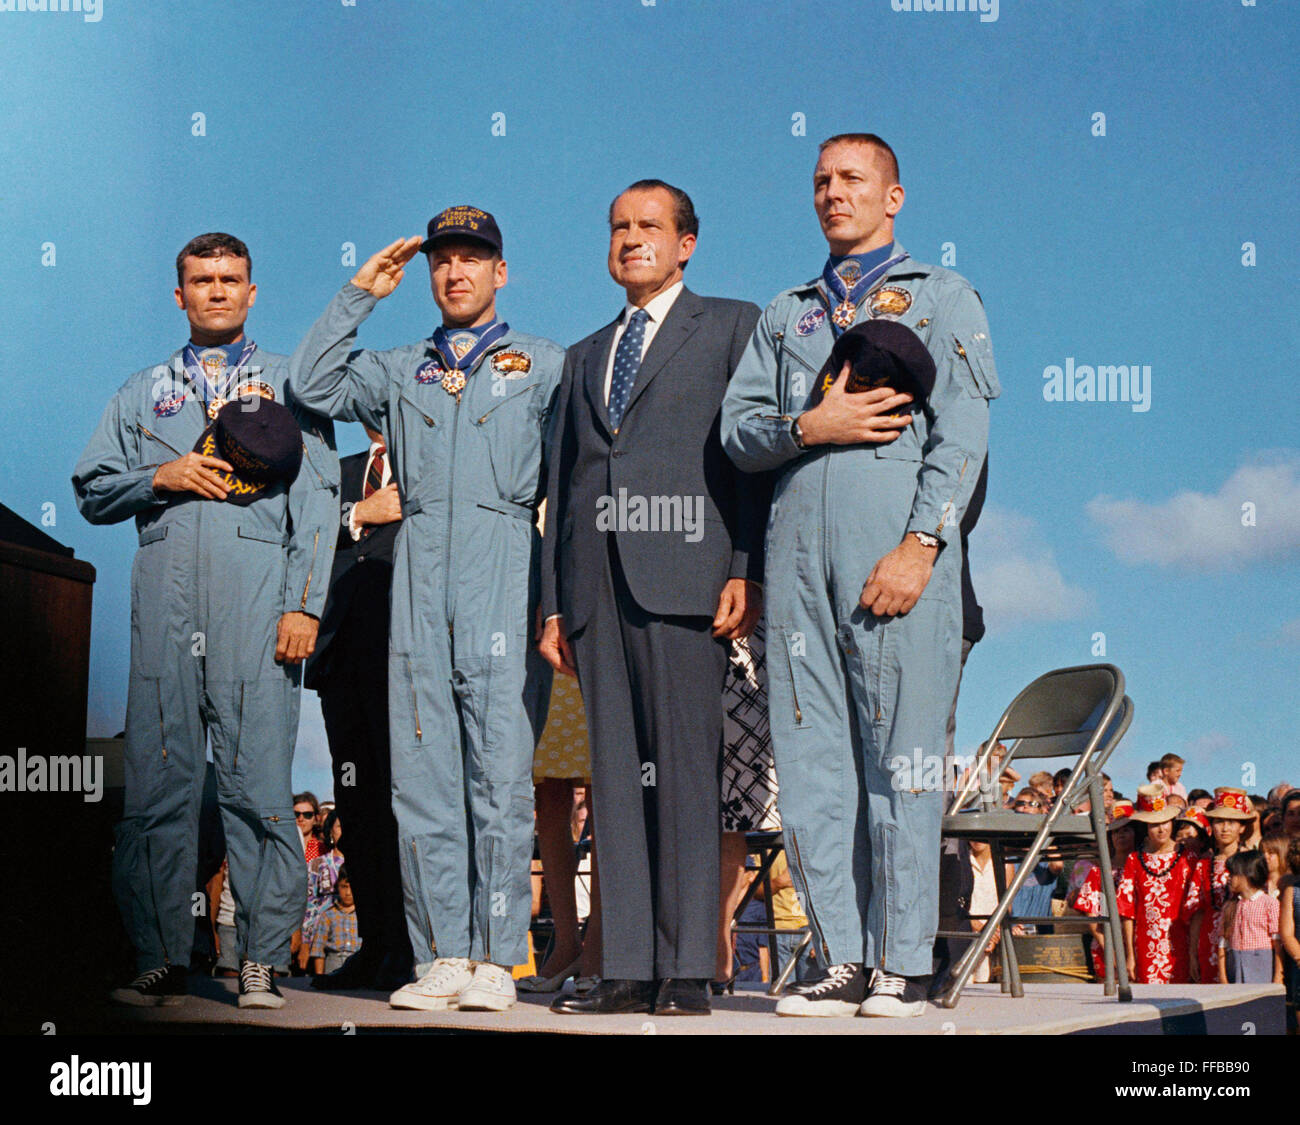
[1188,788,1251,983]
[1072,800,1136,980]
[1118,786,1201,984]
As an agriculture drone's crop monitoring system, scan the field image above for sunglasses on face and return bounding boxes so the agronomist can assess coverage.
[1014,800,1043,810]
[294,810,315,820]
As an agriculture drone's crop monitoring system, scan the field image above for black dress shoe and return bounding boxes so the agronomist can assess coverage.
[310,948,385,991]
[551,978,655,1015]
[654,978,711,1015]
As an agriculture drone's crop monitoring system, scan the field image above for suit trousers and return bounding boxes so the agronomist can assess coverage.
[317,640,411,965]
[569,537,728,981]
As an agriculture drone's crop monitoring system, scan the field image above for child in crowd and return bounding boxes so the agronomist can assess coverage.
[1260,832,1289,897]
[310,868,361,976]
[1278,838,1300,1015]
[1218,851,1281,985]
[1119,786,1200,984]
[1189,788,1251,983]
[1072,800,1135,980]
[1176,808,1212,861]
[1159,754,1187,799]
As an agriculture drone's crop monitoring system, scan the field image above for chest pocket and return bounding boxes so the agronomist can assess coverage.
[953,333,1000,400]
[301,425,341,491]
[776,332,828,414]
[473,383,541,503]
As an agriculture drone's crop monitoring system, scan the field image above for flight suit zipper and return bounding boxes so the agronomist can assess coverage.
[443,384,465,633]
[474,384,534,425]
[156,681,167,762]
[408,657,422,740]
[136,423,183,459]
[299,531,320,610]
[233,682,244,772]
[410,840,435,952]
[782,635,803,725]
[399,392,437,428]
[787,828,831,964]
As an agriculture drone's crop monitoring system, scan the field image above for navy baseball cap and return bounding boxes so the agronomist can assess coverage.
[420,205,503,255]
[816,319,937,406]
[193,394,303,506]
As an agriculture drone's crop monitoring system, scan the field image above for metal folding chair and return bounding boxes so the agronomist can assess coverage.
[937,664,1134,1009]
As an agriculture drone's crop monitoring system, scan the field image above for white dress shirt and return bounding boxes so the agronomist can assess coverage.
[347,440,392,541]
[602,280,684,405]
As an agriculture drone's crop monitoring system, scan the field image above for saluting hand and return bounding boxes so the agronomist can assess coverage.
[351,236,423,299]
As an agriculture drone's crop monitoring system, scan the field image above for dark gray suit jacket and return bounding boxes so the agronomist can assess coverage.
[541,287,770,633]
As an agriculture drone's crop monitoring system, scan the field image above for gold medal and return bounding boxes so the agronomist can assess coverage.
[207,395,227,420]
[441,370,467,397]
[832,300,857,330]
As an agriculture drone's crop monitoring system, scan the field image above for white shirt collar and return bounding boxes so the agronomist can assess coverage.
[623,280,683,326]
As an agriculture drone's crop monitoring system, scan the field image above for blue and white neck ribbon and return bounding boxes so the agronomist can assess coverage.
[432,320,509,372]
[182,339,258,418]
[819,250,909,336]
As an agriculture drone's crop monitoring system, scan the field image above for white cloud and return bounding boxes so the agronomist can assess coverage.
[1087,454,1300,570]
[970,507,1090,629]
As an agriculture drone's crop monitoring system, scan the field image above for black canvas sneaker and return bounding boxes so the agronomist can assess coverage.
[774,962,869,1017]
[238,960,286,1009]
[109,964,187,1007]
[859,969,931,1017]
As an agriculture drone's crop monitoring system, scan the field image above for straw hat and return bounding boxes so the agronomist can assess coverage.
[1204,786,1252,821]
[1129,784,1179,824]
[1108,799,1135,831]
[1178,807,1211,834]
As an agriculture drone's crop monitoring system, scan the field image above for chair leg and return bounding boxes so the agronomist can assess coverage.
[770,930,811,997]
[1091,800,1132,1002]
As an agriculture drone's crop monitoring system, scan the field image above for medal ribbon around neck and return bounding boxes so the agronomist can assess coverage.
[819,250,909,336]
[430,321,510,397]
[183,340,259,419]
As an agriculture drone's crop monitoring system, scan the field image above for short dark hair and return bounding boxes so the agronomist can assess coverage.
[1226,849,1268,890]
[1146,761,1163,778]
[1187,788,1211,802]
[293,791,319,813]
[336,864,349,885]
[176,232,251,287]
[1281,791,1300,816]
[610,179,700,239]
[818,133,899,184]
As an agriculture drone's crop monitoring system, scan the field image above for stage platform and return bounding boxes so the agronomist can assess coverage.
[101,977,1286,1036]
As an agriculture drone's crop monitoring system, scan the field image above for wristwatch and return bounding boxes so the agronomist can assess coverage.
[910,530,941,550]
[790,415,807,450]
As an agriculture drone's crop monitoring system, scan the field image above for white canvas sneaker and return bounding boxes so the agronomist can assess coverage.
[456,962,517,1012]
[388,957,475,1011]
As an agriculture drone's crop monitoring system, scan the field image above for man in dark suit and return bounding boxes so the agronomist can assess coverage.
[305,425,413,991]
[539,180,769,1015]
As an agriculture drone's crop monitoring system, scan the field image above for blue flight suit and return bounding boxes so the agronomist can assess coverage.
[73,348,340,971]
[288,284,563,970]
[721,243,999,976]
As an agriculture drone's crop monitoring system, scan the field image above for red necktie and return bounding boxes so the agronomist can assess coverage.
[364,445,386,497]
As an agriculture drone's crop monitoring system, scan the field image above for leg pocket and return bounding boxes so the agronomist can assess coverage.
[765,625,813,733]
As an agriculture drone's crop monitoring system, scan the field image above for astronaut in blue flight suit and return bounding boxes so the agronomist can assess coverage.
[722,134,999,1018]
[288,208,563,1014]
[73,233,340,1010]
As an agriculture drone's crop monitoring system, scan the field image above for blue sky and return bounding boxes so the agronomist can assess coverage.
[2,1,1296,801]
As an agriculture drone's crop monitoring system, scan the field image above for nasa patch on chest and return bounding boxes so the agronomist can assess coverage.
[153,391,187,418]
[491,350,532,379]
[414,358,445,385]
[869,286,913,320]
[795,308,827,337]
